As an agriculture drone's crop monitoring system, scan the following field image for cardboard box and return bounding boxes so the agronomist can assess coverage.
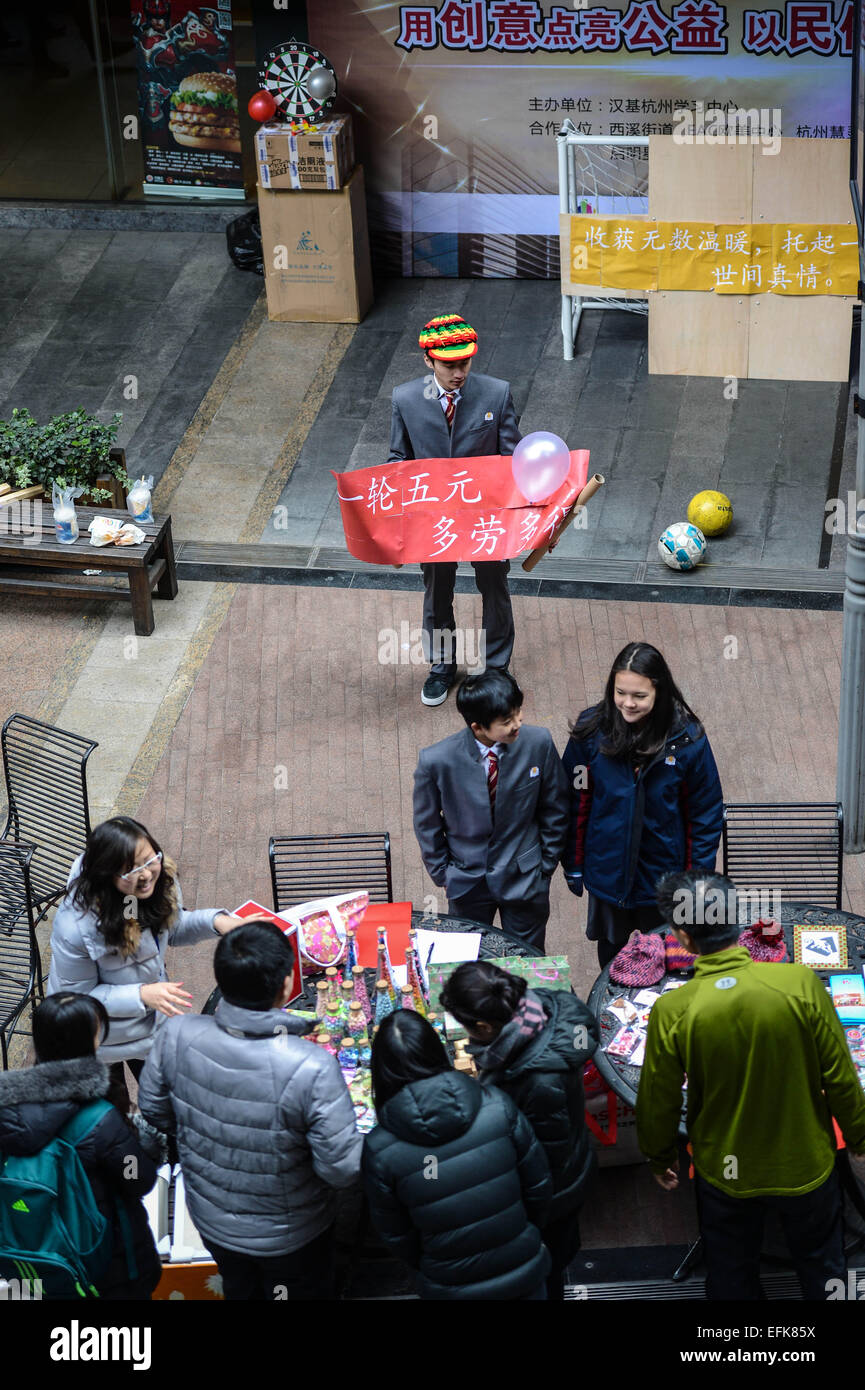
[256,114,355,191]
[258,166,373,323]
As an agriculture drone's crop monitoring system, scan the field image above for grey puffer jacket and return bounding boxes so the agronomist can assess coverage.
[137,1001,363,1257]
[47,855,223,1062]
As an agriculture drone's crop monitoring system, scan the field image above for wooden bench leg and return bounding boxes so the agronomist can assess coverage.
[129,569,155,635]
[156,527,178,601]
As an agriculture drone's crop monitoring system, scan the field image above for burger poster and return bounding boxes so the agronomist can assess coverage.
[131,0,244,198]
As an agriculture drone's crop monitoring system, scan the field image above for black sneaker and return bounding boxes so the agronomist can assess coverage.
[421,672,455,707]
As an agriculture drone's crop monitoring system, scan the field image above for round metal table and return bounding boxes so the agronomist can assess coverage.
[586,903,865,1113]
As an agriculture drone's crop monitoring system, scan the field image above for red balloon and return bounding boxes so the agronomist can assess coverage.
[247,90,277,122]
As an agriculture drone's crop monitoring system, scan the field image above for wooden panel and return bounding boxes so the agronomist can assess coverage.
[648,290,748,377]
[752,139,854,225]
[747,294,854,381]
[649,135,753,223]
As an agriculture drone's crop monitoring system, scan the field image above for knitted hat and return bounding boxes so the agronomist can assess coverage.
[418,314,478,361]
[738,919,788,963]
[664,932,696,973]
[609,931,666,986]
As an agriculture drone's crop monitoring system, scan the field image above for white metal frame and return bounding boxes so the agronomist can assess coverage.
[558,121,650,360]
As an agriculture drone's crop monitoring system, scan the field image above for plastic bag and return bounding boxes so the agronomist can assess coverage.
[88,517,146,547]
[52,482,84,544]
[126,475,154,523]
[226,209,263,276]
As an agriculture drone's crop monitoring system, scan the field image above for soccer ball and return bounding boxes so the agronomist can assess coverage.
[687,490,733,537]
[658,521,707,571]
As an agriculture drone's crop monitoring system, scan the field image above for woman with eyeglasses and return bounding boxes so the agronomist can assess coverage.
[47,816,266,1106]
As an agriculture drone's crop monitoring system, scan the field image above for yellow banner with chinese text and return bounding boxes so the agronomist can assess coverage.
[567,217,858,295]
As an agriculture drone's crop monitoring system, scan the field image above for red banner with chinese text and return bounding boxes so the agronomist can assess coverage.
[332,451,590,564]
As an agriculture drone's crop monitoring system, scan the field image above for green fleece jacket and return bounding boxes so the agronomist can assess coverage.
[635,947,865,1197]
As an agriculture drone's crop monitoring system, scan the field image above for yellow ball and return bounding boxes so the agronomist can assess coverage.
[687,490,733,537]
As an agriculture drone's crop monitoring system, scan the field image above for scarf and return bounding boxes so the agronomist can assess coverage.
[470,988,548,1076]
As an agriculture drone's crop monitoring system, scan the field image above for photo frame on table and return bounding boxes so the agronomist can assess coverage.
[792,924,848,971]
[233,900,303,1005]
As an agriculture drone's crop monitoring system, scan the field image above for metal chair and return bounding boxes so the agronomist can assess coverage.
[268,833,393,914]
[1,713,98,924]
[721,802,843,912]
[0,840,40,1069]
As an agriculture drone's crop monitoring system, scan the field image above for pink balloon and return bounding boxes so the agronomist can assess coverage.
[511,431,571,503]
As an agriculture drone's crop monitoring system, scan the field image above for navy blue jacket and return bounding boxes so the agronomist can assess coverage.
[561,708,723,909]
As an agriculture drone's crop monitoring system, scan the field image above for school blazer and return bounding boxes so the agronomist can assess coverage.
[413,725,570,902]
[388,372,521,462]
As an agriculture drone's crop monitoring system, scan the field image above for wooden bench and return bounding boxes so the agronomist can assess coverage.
[0,505,178,636]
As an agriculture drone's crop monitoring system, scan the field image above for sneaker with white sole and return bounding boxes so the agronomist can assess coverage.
[421,672,456,706]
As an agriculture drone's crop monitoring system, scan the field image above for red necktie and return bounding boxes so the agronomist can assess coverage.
[444,392,456,430]
[487,749,498,813]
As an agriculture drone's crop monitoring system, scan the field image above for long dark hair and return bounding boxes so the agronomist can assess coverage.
[70,816,176,952]
[570,642,702,761]
[370,1010,451,1115]
[33,994,109,1062]
[440,961,526,1035]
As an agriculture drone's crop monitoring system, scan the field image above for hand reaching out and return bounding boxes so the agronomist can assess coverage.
[140,981,193,1017]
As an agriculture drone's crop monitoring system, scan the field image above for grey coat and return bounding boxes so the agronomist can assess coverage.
[47,857,222,1062]
[413,724,570,902]
[388,371,521,463]
[137,1001,363,1257]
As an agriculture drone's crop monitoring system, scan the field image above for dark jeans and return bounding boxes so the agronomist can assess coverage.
[205,1225,335,1301]
[421,560,514,673]
[695,1168,845,1300]
[544,1208,582,1300]
[449,876,550,952]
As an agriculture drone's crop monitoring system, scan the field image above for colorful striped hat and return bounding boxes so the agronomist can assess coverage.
[418,314,478,360]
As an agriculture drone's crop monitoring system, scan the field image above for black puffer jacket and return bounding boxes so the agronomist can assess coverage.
[473,989,599,1224]
[362,1070,552,1300]
[0,1055,161,1298]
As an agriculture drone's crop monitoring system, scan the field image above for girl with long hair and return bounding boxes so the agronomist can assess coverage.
[562,642,723,968]
[47,816,268,1104]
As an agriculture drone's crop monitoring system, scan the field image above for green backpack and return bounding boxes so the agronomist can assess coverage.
[0,1099,116,1299]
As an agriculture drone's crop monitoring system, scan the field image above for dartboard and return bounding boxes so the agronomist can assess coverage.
[259,41,337,123]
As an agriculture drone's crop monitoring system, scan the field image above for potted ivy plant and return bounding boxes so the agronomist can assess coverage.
[0,407,129,508]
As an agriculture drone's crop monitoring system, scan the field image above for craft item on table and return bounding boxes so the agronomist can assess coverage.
[351,964,372,1024]
[793,924,848,971]
[663,933,696,973]
[347,1001,366,1037]
[633,989,662,1008]
[375,927,399,1004]
[633,1006,654,1030]
[845,1026,865,1090]
[343,929,358,975]
[427,1012,447,1041]
[374,979,396,1025]
[609,933,665,987]
[357,1035,372,1066]
[355,901,413,968]
[412,927,482,991]
[605,1024,644,1060]
[629,1035,647,1068]
[605,996,639,1025]
[830,974,865,1024]
[400,985,416,1011]
[338,1037,359,1070]
[405,944,428,1014]
[324,968,340,1009]
[453,1040,477,1076]
[739,919,788,963]
[232,901,304,1006]
[87,516,146,547]
[663,979,686,991]
[427,955,572,1040]
[340,979,356,1014]
[315,980,329,1019]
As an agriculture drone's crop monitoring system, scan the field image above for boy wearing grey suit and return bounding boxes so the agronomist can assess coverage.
[388,314,522,707]
[413,669,569,951]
